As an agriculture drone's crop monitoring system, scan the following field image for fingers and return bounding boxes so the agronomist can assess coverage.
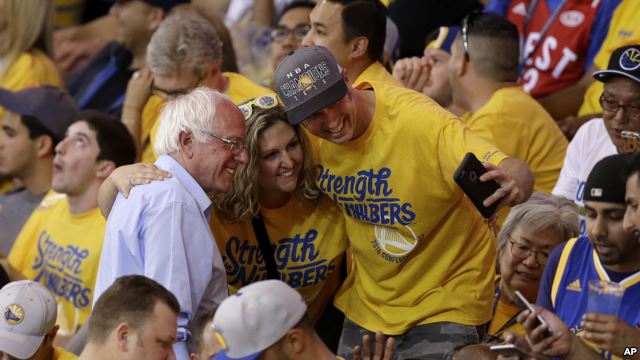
[374,331,385,359]
[383,336,395,360]
[362,334,372,359]
[354,345,362,360]
[480,162,524,208]
[393,57,430,91]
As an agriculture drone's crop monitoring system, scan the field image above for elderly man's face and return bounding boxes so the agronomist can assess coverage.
[151,68,207,100]
[189,101,248,194]
[601,77,640,153]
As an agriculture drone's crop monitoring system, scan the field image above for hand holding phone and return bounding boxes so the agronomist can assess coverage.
[514,290,552,338]
[453,152,501,218]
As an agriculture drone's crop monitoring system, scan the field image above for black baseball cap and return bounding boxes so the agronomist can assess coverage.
[584,154,631,204]
[593,44,640,83]
[274,46,348,125]
[0,85,78,141]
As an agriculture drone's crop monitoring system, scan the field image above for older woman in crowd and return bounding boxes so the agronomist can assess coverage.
[489,192,579,338]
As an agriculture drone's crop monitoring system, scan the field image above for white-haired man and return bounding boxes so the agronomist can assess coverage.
[94,87,248,360]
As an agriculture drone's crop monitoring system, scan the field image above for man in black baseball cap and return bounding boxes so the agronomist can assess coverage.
[0,85,78,255]
[275,45,535,358]
[553,45,640,237]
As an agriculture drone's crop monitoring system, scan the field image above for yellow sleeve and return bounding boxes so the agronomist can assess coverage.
[436,116,507,193]
[7,208,43,275]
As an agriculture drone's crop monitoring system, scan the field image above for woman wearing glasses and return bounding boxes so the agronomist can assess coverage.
[97,94,348,349]
[489,192,578,338]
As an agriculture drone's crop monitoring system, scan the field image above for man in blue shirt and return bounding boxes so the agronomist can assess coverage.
[513,154,640,359]
[95,87,249,360]
[65,0,188,116]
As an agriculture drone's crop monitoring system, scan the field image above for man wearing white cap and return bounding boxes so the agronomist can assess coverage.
[0,280,76,360]
[211,280,393,360]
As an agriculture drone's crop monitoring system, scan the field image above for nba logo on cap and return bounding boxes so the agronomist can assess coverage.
[590,188,603,197]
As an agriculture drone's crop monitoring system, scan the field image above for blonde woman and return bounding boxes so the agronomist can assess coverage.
[98,94,349,350]
[0,0,61,93]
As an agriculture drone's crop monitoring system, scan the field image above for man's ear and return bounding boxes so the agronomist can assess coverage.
[35,135,54,158]
[116,323,132,352]
[95,160,117,180]
[178,131,196,158]
[280,328,306,356]
[45,325,59,345]
[147,7,165,32]
[206,63,222,83]
[349,36,369,60]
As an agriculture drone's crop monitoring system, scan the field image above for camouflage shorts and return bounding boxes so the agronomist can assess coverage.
[337,317,482,360]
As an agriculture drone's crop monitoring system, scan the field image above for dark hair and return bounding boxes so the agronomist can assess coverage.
[187,307,218,354]
[623,152,640,183]
[277,1,315,24]
[74,110,136,167]
[328,0,387,62]
[21,114,61,147]
[464,12,519,82]
[88,275,180,345]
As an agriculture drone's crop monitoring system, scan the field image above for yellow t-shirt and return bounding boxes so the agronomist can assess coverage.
[463,86,567,194]
[318,81,508,334]
[8,194,106,336]
[141,72,272,163]
[488,294,525,337]
[0,50,63,121]
[52,346,78,360]
[578,1,640,116]
[354,61,402,88]
[211,192,348,322]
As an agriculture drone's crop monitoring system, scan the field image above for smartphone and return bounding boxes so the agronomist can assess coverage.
[514,290,552,338]
[489,344,530,357]
[453,152,501,218]
[621,130,640,153]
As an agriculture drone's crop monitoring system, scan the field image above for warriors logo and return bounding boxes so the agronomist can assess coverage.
[620,48,640,71]
[4,304,24,325]
[373,217,419,257]
[299,75,314,92]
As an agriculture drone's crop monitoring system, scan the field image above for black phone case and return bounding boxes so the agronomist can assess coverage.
[453,152,501,218]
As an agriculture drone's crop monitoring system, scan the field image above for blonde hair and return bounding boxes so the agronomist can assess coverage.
[215,106,319,220]
[0,0,54,78]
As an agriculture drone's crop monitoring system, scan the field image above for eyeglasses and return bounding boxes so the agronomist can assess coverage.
[238,94,279,120]
[205,131,246,155]
[150,74,205,99]
[599,94,640,120]
[508,236,550,264]
[270,24,311,43]
[461,11,482,61]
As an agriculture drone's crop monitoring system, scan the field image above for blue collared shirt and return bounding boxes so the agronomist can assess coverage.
[95,155,228,360]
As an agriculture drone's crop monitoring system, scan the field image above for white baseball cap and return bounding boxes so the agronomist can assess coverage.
[0,281,57,359]
[212,280,307,360]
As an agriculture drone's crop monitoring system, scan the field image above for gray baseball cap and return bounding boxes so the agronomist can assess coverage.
[0,281,57,359]
[274,46,348,125]
[0,85,78,141]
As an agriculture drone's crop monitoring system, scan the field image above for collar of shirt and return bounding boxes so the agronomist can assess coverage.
[156,154,212,218]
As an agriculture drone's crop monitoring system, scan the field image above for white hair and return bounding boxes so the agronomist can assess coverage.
[154,87,232,155]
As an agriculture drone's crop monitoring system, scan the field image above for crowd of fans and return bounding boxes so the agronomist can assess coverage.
[0,0,638,359]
